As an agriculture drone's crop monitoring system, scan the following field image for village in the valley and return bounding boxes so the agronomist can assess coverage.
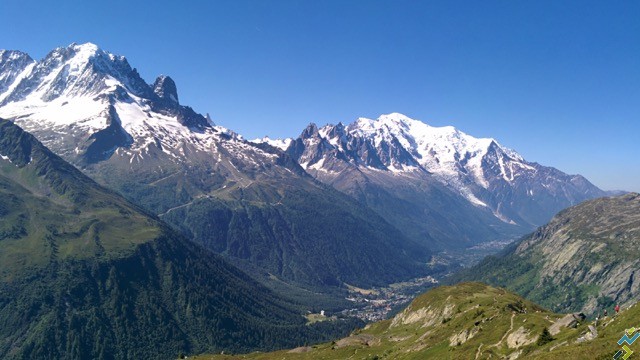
[338,276,439,322]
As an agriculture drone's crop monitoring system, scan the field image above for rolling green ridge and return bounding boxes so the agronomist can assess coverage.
[0,119,361,359]
[193,282,640,360]
[0,118,162,277]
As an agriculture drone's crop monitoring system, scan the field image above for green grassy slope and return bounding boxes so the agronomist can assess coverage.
[0,119,161,278]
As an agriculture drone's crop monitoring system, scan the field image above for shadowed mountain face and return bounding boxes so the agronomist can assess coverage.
[450,193,640,314]
[0,43,430,288]
[260,113,606,251]
[0,119,361,359]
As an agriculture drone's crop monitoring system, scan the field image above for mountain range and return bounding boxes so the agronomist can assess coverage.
[0,44,607,269]
[0,42,611,286]
[256,113,607,251]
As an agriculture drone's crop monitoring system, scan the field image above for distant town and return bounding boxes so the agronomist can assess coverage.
[339,276,439,322]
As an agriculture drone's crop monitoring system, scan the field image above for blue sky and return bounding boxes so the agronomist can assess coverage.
[1,0,638,191]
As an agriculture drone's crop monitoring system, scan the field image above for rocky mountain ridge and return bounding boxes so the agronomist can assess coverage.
[451,193,640,315]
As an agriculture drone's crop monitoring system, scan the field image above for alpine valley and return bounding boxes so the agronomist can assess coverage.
[195,193,640,359]
[194,282,640,360]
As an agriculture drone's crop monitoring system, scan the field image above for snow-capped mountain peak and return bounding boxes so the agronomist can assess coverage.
[274,112,605,226]
[0,42,156,107]
[0,43,219,165]
[341,113,515,185]
[58,42,100,64]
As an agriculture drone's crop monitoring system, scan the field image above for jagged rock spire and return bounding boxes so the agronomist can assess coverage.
[153,75,179,104]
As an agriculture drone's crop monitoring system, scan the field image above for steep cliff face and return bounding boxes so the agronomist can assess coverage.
[452,193,640,314]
